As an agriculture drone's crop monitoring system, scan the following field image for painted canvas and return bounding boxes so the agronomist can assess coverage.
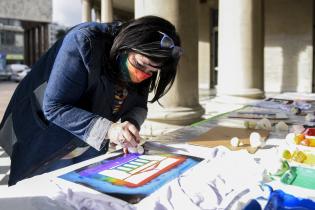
[59,152,203,203]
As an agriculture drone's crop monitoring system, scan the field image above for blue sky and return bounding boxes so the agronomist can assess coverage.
[53,0,82,27]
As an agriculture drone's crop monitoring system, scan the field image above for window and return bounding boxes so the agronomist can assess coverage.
[0,18,21,27]
[0,31,15,45]
[15,33,23,47]
[0,31,5,45]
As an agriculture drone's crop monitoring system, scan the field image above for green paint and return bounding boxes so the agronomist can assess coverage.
[281,166,315,190]
[118,54,131,82]
[274,160,290,177]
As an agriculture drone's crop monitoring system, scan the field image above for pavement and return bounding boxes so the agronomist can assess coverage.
[0,81,17,185]
[0,81,254,186]
[0,81,17,121]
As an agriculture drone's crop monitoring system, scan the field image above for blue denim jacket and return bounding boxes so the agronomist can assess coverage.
[0,22,148,185]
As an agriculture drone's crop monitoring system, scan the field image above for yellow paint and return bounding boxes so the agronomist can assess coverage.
[282,150,292,160]
[292,151,307,163]
[303,153,315,165]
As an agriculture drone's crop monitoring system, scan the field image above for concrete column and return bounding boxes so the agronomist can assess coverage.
[24,30,30,65]
[217,0,264,98]
[29,28,34,65]
[198,3,211,89]
[101,0,113,22]
[32,28,37,64]
[34,27,39,62]
[43,24,49,51]
[39,25,45,54]
[38,26,42,56]
[82,0,92,22]
[135,0,205,125]
[95,9,101,22]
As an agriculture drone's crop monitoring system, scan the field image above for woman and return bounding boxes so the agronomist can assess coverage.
[0,16,182,185]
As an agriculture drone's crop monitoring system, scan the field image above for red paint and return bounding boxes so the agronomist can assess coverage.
[303,128,315,138]
[127,59,152,83]
[119,156,186,188]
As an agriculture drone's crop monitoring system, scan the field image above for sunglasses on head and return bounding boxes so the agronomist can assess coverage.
[131,31,183,59]
[158,31,175,49]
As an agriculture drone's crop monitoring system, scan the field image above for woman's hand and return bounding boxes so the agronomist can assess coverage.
[107,121,140,149]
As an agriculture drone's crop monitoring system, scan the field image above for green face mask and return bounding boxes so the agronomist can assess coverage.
[118,53,131,82]
[118,53,153,83]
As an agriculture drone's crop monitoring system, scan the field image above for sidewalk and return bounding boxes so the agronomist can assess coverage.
[0,81,17,121]
[0,81,17,186]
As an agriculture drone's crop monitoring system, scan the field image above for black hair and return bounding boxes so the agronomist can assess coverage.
[109,16,181,103]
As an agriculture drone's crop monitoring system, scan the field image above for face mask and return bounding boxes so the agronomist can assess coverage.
[118,54,152,83]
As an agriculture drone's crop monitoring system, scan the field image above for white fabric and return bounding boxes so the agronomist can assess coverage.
[3,93,315,210]
[0,144,288,210]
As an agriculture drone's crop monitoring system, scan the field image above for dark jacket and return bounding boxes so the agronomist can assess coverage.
[0,22,148,185]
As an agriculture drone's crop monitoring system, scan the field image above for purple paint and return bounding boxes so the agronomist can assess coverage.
[79,154,139,176]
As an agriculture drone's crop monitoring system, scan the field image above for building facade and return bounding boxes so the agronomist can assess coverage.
[0,18,24,65]
[0,0,52,66]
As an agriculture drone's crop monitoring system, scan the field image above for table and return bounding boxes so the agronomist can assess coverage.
[1,94,315,210]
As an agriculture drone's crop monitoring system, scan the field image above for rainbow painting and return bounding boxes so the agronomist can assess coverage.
[59,152,203,203]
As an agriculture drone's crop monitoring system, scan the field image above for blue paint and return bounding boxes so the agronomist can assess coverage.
[60,155,200,198]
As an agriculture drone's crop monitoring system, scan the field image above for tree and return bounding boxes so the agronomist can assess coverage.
[56,29,66,40]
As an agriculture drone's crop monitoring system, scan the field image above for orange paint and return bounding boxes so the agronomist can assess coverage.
[300,139,310,146]
[127,60,152,83]
[121,156,186,188]
[294,134,305,145]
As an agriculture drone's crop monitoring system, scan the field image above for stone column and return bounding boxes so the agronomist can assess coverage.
[217,0,264,98]
[43,24,49,51]
[82,0,92,22]
[24,30,30,65]
[135,0,205,125]
[40,25,45,53]
[198,2,211,89]
[95,9,101,22]
[38,25,43,56]
[29,28,34,65]
[34,27,39,62]
[101,0,113,22]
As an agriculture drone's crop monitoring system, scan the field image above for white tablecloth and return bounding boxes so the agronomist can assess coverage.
[2,94,315,210]
[1,138,315,210]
